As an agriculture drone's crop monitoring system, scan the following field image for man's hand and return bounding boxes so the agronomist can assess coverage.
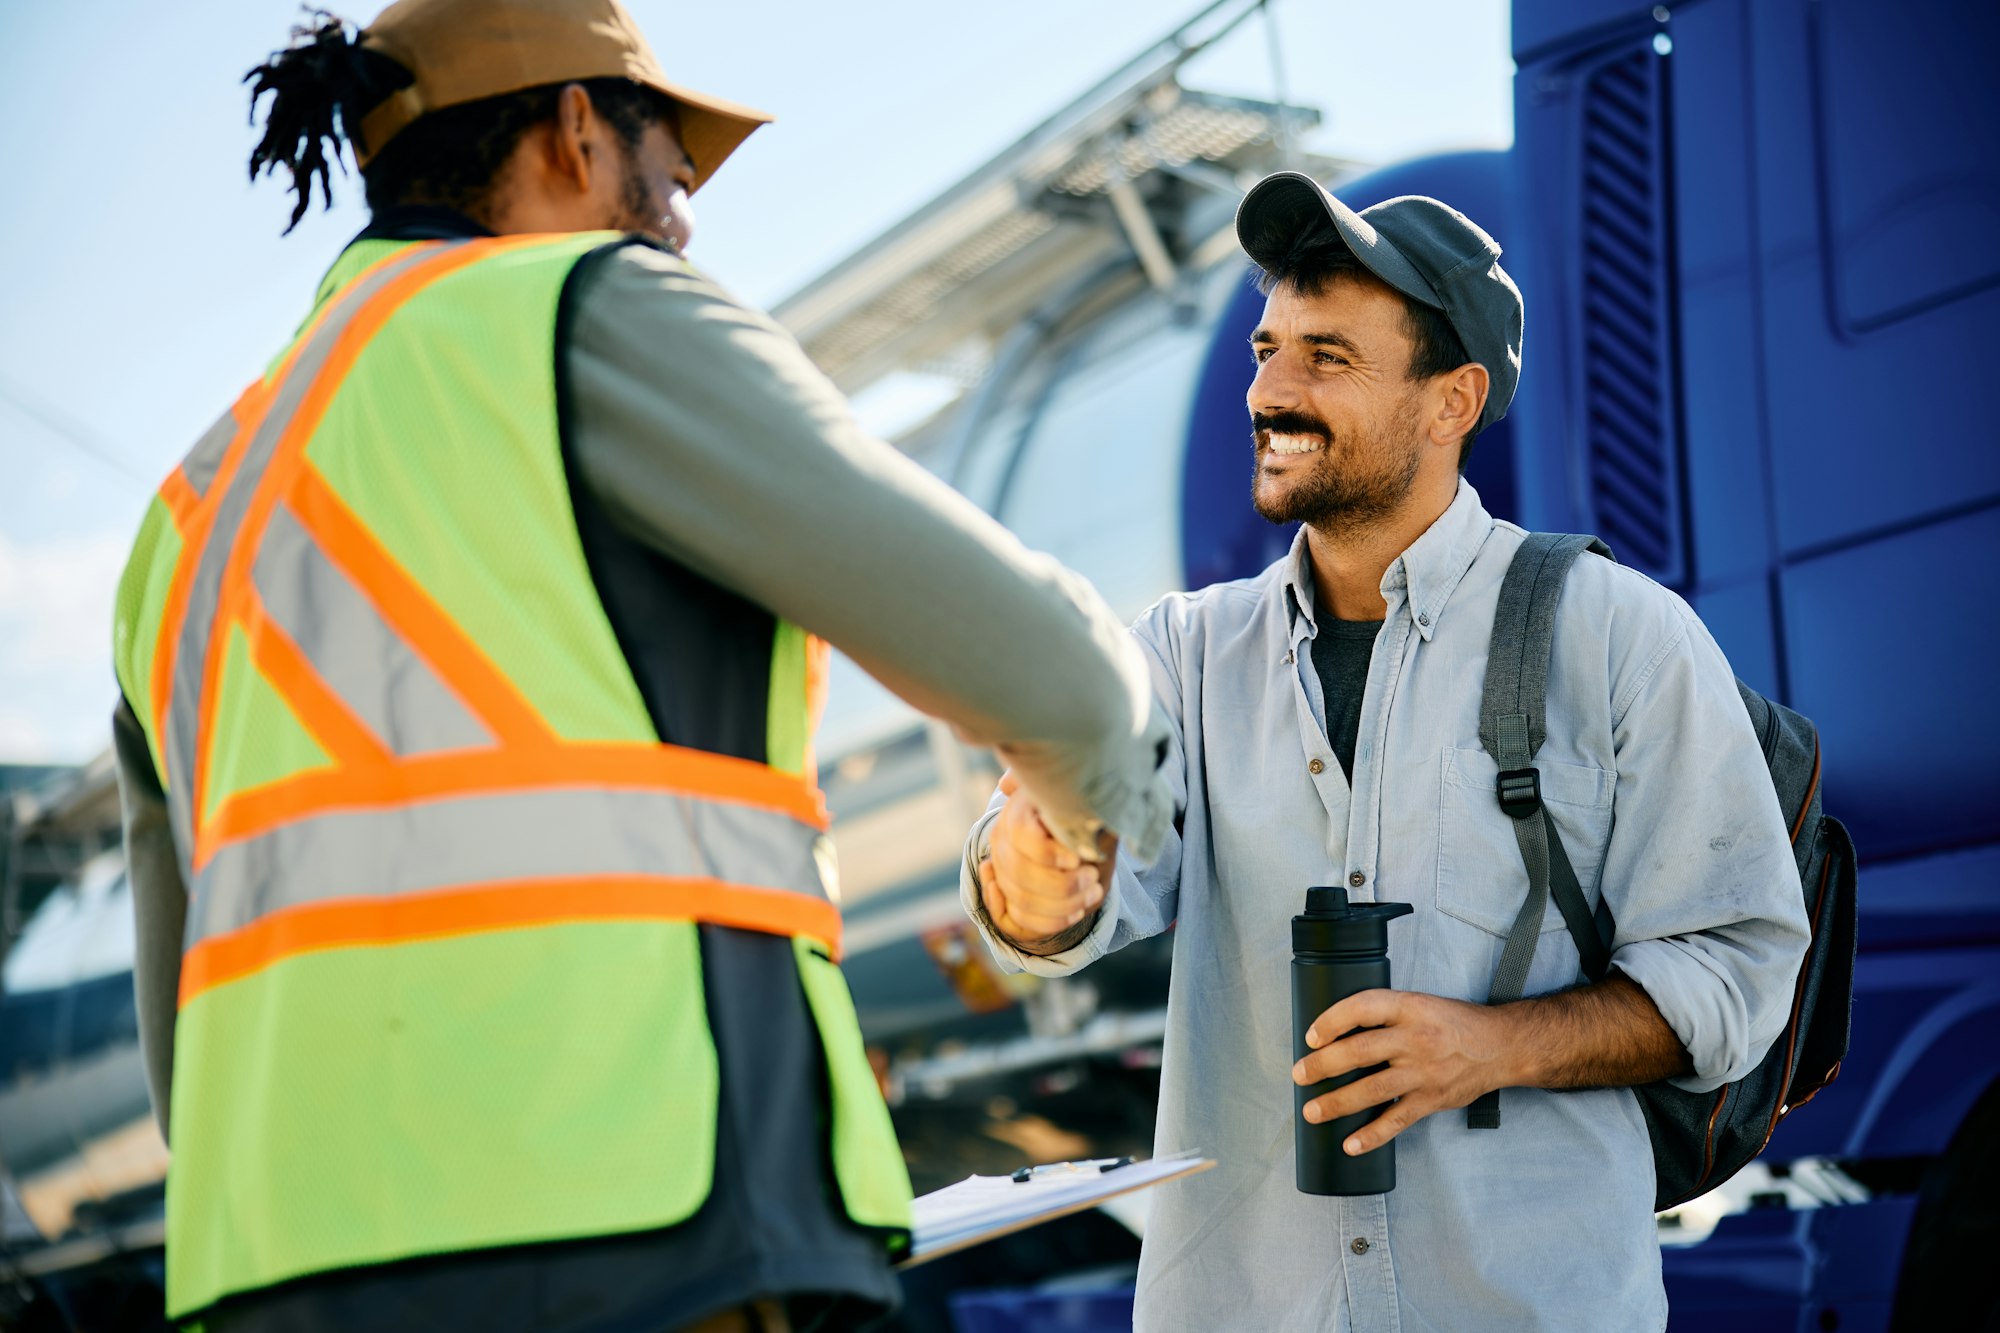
[1291,990,1514,1156]
[977,771,1116,955]
[1291,975,1692,1156]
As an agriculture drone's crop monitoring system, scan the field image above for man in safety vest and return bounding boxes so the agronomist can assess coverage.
[109,2,1172,1328]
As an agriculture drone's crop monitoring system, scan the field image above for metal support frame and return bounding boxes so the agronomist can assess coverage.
[1106,178,1181,291]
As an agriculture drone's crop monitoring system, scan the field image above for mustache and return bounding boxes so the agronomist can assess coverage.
[1251,410,1331,444]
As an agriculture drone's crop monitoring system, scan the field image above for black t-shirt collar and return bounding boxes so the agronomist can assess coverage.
[352,205,496,244]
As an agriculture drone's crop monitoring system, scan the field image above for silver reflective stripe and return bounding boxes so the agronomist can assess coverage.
[254,502,491,756]
[185,786,829,948]
[162,243,458,855]
[180,408,237,500]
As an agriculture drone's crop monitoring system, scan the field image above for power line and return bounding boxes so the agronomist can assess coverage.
[1261,0,1298,167]
[0,372,153,491]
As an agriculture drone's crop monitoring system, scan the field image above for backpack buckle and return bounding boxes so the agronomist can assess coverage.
[1497,768,1541,820]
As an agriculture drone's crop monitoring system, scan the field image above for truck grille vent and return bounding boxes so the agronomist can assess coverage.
[1578,46,1684,584]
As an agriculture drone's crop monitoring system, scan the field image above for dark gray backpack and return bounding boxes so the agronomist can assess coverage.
[1465,532,1857,1211]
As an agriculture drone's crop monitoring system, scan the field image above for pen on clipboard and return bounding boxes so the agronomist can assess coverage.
[1011,1156,1134,1183]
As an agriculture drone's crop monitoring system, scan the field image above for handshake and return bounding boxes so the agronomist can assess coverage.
[975,771,1120,956]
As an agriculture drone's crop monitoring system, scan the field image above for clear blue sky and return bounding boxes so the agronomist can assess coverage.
[0,0,1512,763]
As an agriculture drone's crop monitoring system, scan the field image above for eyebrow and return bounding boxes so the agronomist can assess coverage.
[1248,329,1362,355]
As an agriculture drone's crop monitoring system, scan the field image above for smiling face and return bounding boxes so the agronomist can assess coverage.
[1247,273,1433,534]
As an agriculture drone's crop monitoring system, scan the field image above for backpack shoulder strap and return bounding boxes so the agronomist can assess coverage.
[1469,532,1614,1130]
[1478,532,1615,767]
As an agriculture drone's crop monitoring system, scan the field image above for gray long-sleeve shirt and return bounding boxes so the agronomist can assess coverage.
[565,242,1173,857]
[960,483,1812,1332]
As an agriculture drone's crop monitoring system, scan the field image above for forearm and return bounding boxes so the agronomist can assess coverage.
[1003,908,1102,957]
[1498,973,1693,1091]
[567,246,1170,856]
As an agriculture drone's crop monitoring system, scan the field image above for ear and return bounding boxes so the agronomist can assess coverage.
[544,83,599,196]
[1431,362,1489,450]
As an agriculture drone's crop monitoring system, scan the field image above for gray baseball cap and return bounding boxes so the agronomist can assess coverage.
[1234,171,1523,432]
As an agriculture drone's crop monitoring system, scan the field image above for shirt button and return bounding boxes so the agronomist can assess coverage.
[1351,1237,1371,1255]
[1417,611,1431,627]
[1308,758,1325,775]
[1349,871,1366,888]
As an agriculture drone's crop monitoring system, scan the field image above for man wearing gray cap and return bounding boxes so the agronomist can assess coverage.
[963,174,1808,1329]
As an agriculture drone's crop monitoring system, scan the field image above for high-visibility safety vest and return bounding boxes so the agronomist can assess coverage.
[112,233,913,1318]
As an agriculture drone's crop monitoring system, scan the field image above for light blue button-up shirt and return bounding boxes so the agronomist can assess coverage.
[961,484,1811,1332]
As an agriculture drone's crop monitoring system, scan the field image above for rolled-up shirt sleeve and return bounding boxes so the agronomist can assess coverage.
[1599,608,1812,1092]
[959,614,1188,974]
[565,244,1171,859]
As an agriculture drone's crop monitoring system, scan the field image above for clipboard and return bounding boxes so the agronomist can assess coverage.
[898,1153,1214,1268]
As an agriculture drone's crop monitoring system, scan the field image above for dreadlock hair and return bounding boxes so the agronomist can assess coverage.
[1252,227,1485,471]
[245,10,675,235]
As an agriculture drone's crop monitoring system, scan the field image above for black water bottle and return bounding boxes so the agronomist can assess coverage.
[1292,885,1414,1195]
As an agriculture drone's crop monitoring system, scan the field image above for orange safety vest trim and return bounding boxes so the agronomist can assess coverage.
[181,874,845,1005]
[154,237,839,1004]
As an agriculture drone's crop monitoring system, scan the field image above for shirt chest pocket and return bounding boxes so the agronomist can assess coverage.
[1436,746,1614,938]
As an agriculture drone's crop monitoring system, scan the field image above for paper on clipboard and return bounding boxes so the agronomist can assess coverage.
[898,1154,1214,1268]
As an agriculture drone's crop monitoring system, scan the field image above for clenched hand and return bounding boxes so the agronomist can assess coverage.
[1291,989,1514,1156]
[977,771,1116,954]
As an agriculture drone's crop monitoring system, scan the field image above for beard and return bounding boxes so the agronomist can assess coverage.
[606,156,694,252]
[610,161,666,236]
[1249,396,1425,536]
[615,169,656,232]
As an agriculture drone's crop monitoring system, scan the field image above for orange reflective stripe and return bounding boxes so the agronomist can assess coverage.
[150,386,266,759]
[201,738,828,864]
[259,243,428,395]
[153,243,420,736]
[160,468,200,534]
[151,244,423,797]
[288,463,552,747]
[241,595,393,769]
[539,743,829,827]
[192,241,530,836]
[179,873,845,1004]
[193,244,461,828]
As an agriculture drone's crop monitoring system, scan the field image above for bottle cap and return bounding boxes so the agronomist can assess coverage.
[1292,885,1413,956]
